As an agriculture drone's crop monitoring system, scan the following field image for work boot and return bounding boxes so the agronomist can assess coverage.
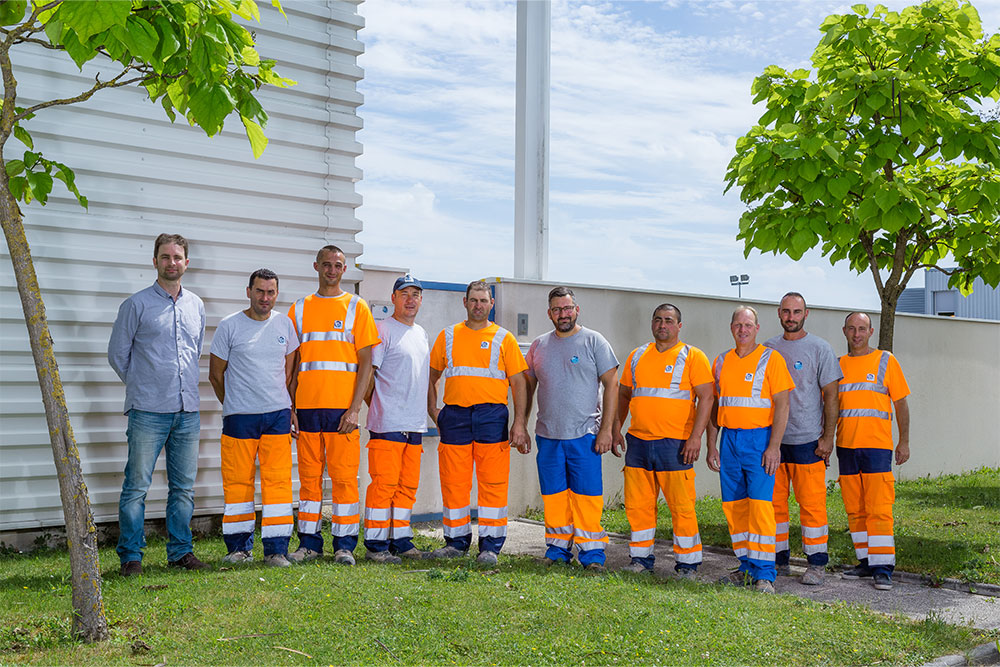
[620,561,652,574]
[221,550,253,565]
[754,579,776,594]
[334,549,356,565]
[264,553,292,568]
[872,573,894,590]
[841,563,874,579]
[476,550,498,566]
[428,546,466,559]
[583,563,606,574]
[287,547,322,563]
[120,561,142,577]
[800,565,824,586]
[675,567,698,580]
[396,548,427,560]
[718,569,752,587]
[365,550,402,565]
[775,563,791,577]
[168,552,210,571]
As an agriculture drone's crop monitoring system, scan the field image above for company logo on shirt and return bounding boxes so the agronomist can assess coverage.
[664,364,674,373]
[794,361,803,370]
[744,372,754,382]
[867,372,876,381]
[570,355,579,364]
[334,320,344,329]
[481,341,490,349]
[277,335,287,344]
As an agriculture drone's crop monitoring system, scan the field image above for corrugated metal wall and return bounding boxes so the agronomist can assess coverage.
[0,1,366,531]
[924,268,1000,321]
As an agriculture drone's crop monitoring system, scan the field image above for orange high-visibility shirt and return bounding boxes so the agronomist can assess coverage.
[712,344,795,429]
[430,322,527,407]
[620,341,713,440]
[288,292,379,410]
[837,350,910,450]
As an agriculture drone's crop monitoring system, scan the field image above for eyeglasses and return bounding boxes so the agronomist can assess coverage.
[549,306,576,314]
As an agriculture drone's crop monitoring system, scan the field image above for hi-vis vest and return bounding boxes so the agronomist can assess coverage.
[838,351,890,421]
[625,341,713,440]
[443,325,509,381]
[713,346,784,429]
[436,323,522,407]
[837,350,907,450]
[630,343,692,401]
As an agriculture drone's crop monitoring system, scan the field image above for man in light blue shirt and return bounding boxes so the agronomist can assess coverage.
[108,233,208,576]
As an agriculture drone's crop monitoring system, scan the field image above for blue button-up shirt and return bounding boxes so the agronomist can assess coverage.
[108,282,205,414]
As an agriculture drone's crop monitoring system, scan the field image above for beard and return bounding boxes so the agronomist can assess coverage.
[555,316,577,332]
[781,319,804,333]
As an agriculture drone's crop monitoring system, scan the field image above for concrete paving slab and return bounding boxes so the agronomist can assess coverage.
[418,518,1000,632]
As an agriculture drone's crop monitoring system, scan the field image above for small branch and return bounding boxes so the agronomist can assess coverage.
[12,34,64,50]
[859,231,885,294]
[0,0,62,49]
[274,646,313,659]
[13,67,150,121]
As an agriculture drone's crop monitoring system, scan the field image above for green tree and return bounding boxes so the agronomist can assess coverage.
[0,0,292,641]
[724,0,1000,350]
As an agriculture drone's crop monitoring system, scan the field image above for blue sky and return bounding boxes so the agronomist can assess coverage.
[355,0,1000,309]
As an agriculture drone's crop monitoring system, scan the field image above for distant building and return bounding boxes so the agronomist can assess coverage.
[897,269,1000,320]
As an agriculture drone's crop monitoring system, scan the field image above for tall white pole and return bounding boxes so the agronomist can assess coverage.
[514,0,550,280]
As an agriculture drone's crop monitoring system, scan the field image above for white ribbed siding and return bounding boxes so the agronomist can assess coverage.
[923,268,1000,321]
[0,1,366,531]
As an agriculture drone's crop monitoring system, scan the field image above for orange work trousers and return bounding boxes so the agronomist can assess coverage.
[364,432,422,553]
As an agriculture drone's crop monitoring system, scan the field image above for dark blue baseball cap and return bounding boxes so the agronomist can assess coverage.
[393,274,423,292]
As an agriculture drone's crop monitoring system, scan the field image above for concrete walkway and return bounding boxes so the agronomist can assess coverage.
[418,518,1000,633]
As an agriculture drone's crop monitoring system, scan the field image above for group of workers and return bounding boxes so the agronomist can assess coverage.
[108,234,911,593]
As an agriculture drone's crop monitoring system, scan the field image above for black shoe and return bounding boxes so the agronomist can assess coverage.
[120,560,142,577]
[168,552,210,571]
[841,564,874,579]
[872,573,894,590]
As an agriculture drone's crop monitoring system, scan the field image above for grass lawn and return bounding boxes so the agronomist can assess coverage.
[1,533,997,666]
[598,467,1000,585]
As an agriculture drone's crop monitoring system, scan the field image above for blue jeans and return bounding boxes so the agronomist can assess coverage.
[117,410,201,564]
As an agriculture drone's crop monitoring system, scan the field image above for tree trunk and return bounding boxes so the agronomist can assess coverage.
[878,290,899,352]
[0,186,110,642]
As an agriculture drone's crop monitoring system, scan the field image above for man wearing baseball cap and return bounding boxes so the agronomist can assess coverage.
[363,275,431,563]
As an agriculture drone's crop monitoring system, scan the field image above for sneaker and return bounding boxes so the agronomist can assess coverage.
[841,564,874,579]
[754,579,775,594]
[287,547,322,563]
[168,552,210,571]
[366,550,402,565]
[872,573,893,590]
[334,549,356,565]
[221,550,253,565]
[120,561,142,577]
[476,551,498,566]
[775,563,791,577]
[428,546,466,559]
[541,556,569,566]
[621,561,652,574]
[264,553,291,568]
[718,569,752,587]
[583,563,606,574]
[675,568,698,580]
[800,565,824,586]
[396,548,427,560]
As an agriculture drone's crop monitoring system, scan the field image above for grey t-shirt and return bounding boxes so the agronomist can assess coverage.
[764,332,842,445]
[210,310,299,417]
[526,326,619,440]
[368,317,430,433]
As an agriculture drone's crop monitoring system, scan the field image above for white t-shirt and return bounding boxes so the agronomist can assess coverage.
[210,310,299,417]
[367,317,430,433]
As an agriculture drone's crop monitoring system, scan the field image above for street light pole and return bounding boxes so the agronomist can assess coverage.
[729,273,750,299]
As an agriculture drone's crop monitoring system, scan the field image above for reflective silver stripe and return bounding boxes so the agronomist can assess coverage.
[261,523,293,538]
[713,350,729,394]
[632,387,691,400]
[344,294,359,340]
[675,551,702,564]
[851,531,868,544]
[670,345,689,389]
[719,396,771,408]
[365,507,391,522]
[751,348,772,398]
[868,553,895,565]
[776,539,790,551]
[262,503,290,519]
[802,525,829,538]
[392,508,412,522]
[331,522,359,537]
[672,533,701,549]
[331,502,360,517]
[576,540,606,550]
[868,535,895,548]
[877,350,889,385]
[775,521,790,535]
[478,524,507,538]
[443,325,510,380]
[365,527,390,541]
[443,523,472,537]
[298,519,320,534]
[225,501,256,516]
[630,527,656,542]
[223,519,256,534]
[546,538,572,548]
[748,533,776,546]
[393,526,414,539]
[630,545,654,557]
[299,360,359,373]
[839,408,890,420]
[730,531,748,544]
[733,547,748,557]
[444,506,471,521]
[630,343,652,391]
[477,505,508,520]
[854,547,869,559]
[301,330,354,343]
[298,500,322,515]
[545,524,574,538]
[294,297,305,337]
[574,528,608,541]
[747,549,775,562]
[803,543,827,555]
[839,382,888,394]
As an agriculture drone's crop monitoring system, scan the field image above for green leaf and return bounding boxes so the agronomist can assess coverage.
[5,159,25,177]
[828,177,852,200]
[0,0,26,25]
[822,144,841,163]
[240,45,260,67]
[60,28,97,68]
[799,160,821,182]
[874,187,900,212]
[12,123,33,149]
[153,16,181,63]
[124,16,159,63]
[55,0,131,41]
[791,228,818,256]
[25,171,53,204]
[852,4,868,16]
[8,176,27,200]
[241,116,268,159]
[187,82,236,136]
[23,151,39,168]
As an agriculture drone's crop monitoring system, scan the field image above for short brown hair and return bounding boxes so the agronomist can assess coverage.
[316,245,345,262]
[653,303,681,323]
[731,305,759,325]
[466,280,491,299]
[844,311,872,327]
[154,233,189,259]
[548,286,576,306]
